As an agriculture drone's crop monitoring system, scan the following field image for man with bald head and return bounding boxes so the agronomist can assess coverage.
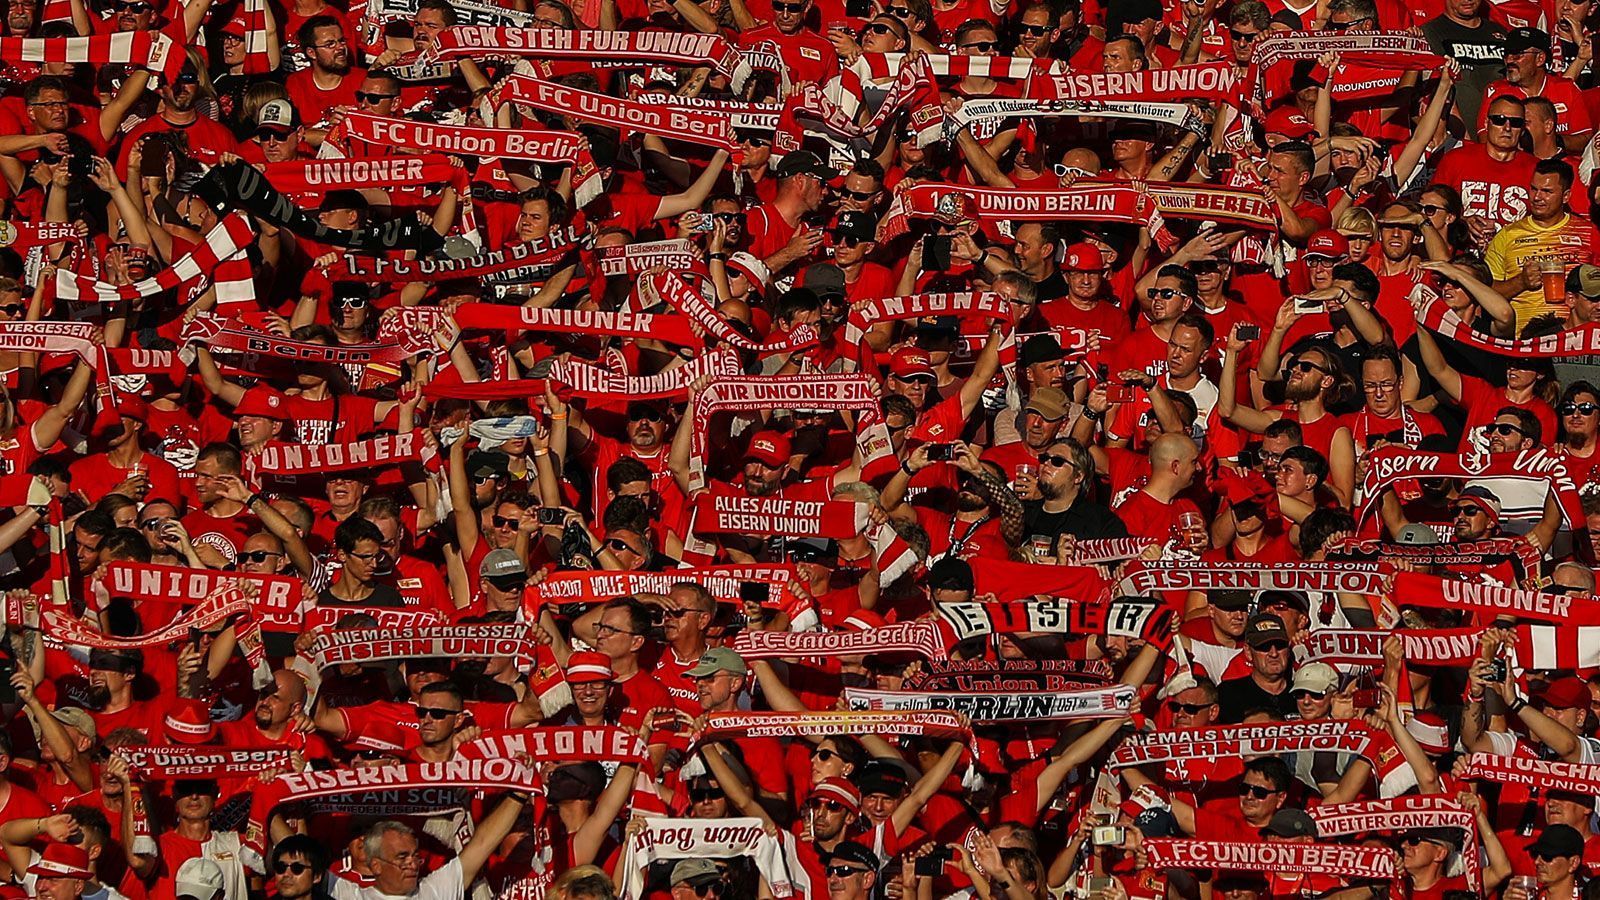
[216,670,330,757]
[1113,434,1204,547]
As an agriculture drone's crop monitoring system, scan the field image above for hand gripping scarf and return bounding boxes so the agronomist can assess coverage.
[523,564,812,628]
[690,710,972,748]
[782,53,942,149]
[948,97,1204,139]
[498,74,738,155]
[0,321,96,358]
[190,161,447,257]
[452,302,700,346]
[120,746,292,780]
[44,589,271,689]
[1308,795,1481,891]
[1083,178,1280,232]
[179,313,417,366]
[307,623,538,670]
[645,270,818,356]
[430,27,753,91]
[617,817,809,900]
[1141,839,1398,883]
[1357,446,1586,533]
[1416,287,1600,357]
[684,373,890,493]
[0,221,79,252]
[1300,628,1483,668]
[55,214,255,303]
[1110,720,1417,797]
[97,560,304,633]
[332,224,584,283]
[854,51,1060,81]
[244,430,437,478]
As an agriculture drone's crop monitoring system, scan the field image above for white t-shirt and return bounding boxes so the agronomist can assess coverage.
[331,858,465,900]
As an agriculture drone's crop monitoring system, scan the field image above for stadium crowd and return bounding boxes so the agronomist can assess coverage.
[11,0,1600,897]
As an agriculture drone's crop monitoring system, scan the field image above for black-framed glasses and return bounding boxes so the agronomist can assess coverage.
[960,40,999,52]
[885,4,911,16]
[689,785,725,802]
[273,861,311,875]
[413,706,459,719]
[735,133,771,147]
[1146,287,1187,300]
[1293,689,1327,701]
[1487,113,1526,129]
[690,884,723,898]
[254,129,292,143]
[1291,360,1328,374]
[27,99,69,109]
[1561,402,1600,416]
[236,550,282,564]
[355,91,396,105]
[1166,701,1212,714]
[1483,422,1525,436]
[1238,783,1281,799]
[1037,453,1072,468]
[346,550,381,561]
[1020,22,1051,35]
[594,622,639,639]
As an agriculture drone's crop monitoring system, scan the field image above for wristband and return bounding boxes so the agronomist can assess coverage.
[533,449,550,457]
[549,412,568,421]
[708,252,729,261]
[1509,696,1528,714]
[1083,408,1104,422]
[246,494,263,507]
[901,459,915,476]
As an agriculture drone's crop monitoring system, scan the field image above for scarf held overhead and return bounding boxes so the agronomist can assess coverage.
[430,27,753,91]
[843,684,1135,721]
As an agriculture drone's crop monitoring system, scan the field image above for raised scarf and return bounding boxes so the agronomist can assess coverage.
[453,302,700,345]
[948,97,1202,137]
[333,225,583,283]
[524,563,810,626]
[880,182,1171,249]
[1073,537,1159,564]
[630,91,780,132]
[840,291,1010,372]
[1308,795,1480,890]
[307,623,536,669]
[1418,289,1600,357]
[1390,569,1600,625]
[245,430,435,478]
[1026,61,1244,106]
[431,27,753,91]
[499,74,737,154]
[1095,178,1281,232]
[854,51,1058,80]
[55,214,254,304]
[1248,31,1443,110]
[1111,720,1416,797]
[1117,560,1388,595]
[967,558,1110,604]
[905,658,1112,690]
[0,321,96,358]
[731,621,949,661]
[843,683,1135,721]
[97,560,302,633]
[684,373,889,493]
[1358,446,1585,531]
[691,494,868,539]
[420,350,740,402]
[45,589,271,689]
[597,238,703,278]
[1142,839,1397,882]
[1300,628,1483,668]
[303,606,444,631]
[936,599,1105,641]
[617,817,808,900]
[691,710,971,747]
[783,53,941,149]
[1326,535,1541,575]
[260,155,468,195]
[0,221,79,251]
[0,26,183,79]
[1460,751,1600,795]
[120,746,292,780]
[180,313,416,365]
[646,270,818,356]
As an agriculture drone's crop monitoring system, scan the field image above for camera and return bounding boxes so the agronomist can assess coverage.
[1092,825,1127,846]
[914,846,952,877]
[1485,659,1508,683]
[925,443,956,461]
[537,507,566,526]
[1237,324,1261,341]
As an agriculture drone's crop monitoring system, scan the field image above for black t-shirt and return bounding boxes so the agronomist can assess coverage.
[1022,493,1129,546]
[316,582,406,608]
[1034,271,1070,303]
[1216,674,1296,723]
[1421,15,1508,68]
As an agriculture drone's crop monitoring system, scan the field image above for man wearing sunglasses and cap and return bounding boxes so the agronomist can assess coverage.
[113,57,239,178]
[556,391,685,549]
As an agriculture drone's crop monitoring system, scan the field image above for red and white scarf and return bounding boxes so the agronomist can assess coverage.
[1308,795,1480,890]
[245,430,436,478]
[1417,288,1600,358]
[1118,560,1388,595]
[782,54,941,149]
[261,155,467,195]
[843,684,1135,721]
[45,588,271,688]
[617,817,808,900]
[453,302,700,346]
[1300,628,1482,668]
[1142,839,1397,882]
[0,221,78,252]
[841,291,1010,372]
[97,560,303,633]
[880,182,1171,248]
[430,27,753,91]
[499,74,738,154]
[335,225,583,283]
[55,214,255,304]
[0,26,184,79]
[1026,61,1244,106]
[1092,179,1280,232]
[1111,720,1416,797]
[181,313,417,366]
[420,351,739,402]
[307,623,537,669]
[1460,751,1600,795]
[630,91,780,132]
[1357,446,1585,531]
[646,270,817,356]
[1390,569,1600,625]
[0,321,96,358]
[1247,31,1442,110]
[524,563,810,625]
[691,710,971,747]
[597,238,703,277]
[120,746,292,780]
[854,52,1056,80]
[691,494,868,539]
[732,621,950,661]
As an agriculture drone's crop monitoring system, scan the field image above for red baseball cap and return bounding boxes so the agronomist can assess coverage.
[221,16,248,36]
[1303,230,1349,261]
[30,843,92,881]
[1540,676,1591,710]
[1265,105,1316,139]
[744,430,791,468]
[164,700,217,745]
[115,394,148,420]
[889,348,936,381]
[234,388,290,420]
[1062,242,1104,272]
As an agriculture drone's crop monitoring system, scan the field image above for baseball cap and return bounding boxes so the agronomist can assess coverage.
[824,842,879,872]
[220,15,247,36]
[774,150,834,180]
[164,701,217,745]
[1243,613,1289,647]
[1134,807,1178,838]
[802,262,846,300]
[1211,589,1253,611]
[468,450,510,480]
[744,430,791,467]
[889,347,936,381]
[1395,523,1441,546]
[1457,485,1502,524]
[1024,387,1069,421]
[1019,333,1065,367]
[685,647,747,678]
[234,388,290,420]
[670,859,721,887]
[726,251,770,290]
[1062,242,1104,272]
[832,210,876,242]
[30,843,93,881]
[255,98,298,134]
[916,315,960,336]
[1529,824,1585,860]
[1303,230,1349,261]
[175,858,225,900]
[1290,662,1338,695]
[115,394,148,420]
[1539,675,1591,710]
[36,707,95,745]
[1570,263,1600,298]
[809,776,861,812]
[564,651,614,684]
[856,758,912,796]
[1264,105,1316,139]
[1261,808,1318,839]
[479,548,527,587]
[1505,27,1549,55]
[546,761,606,802]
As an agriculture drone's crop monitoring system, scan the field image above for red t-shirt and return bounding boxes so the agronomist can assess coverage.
[737,25,838,85]
[1432,142,1539,227]
[115,115,239,179]
[284,68,366,127]
[1457,375,1558,450]
[1480,75,1595,136]
[1113,490,1200,543]
[69,451,182,508]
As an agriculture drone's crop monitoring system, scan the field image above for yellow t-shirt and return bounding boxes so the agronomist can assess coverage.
[1484,212,1600,330]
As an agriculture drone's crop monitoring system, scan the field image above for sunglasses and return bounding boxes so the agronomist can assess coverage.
[960,40,999,52]
[689,785,725,802]
[1146,287,1186,300]
[1256,641,1290,653]
[735,133,771,147]
[1037,453,1072,468]
[831,233,866,248]
[236,550,282,564]
[273,862,311,876]
[1452,504,1484,517]
[414,706,459,720]
[808,799,848,812]
[1189,259,1222,274]
[1483,422,1525,436]
[1293,689,1327,701]
[490,580,527,593]
[117,1,152,10]
[491,516,521,528]
[354,91,397,105]
[1238,783,1281,799]
[772,0,805,10]
[1488,113,1527,128]
[629,409,664,422]
[0,303,26,316]
[1230,28,1260,42]
[140,517,169,530]
[473,473,503,485]
[1561,402,1600,416]
[1291,359,1328,374]
[1020,22,1050,34]
[836,187,876,202]
[885,4,911,15]
[690,883,723,898]
[606,538,640,554]
[254,129,292,142]
[812,747,839,761]
[826,866,869,878]
[861,21,894,35]
[332,297,367,309]
[1167,701,1212,714]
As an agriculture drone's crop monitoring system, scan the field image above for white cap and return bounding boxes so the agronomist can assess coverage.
[175,858,224,900]
[256,99,297,132]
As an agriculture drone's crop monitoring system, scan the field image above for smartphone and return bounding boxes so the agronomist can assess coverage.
[537,507,566,526]
[1092,826,1126,847]
[924,234,954,271]
[0,653,13,703]
[1293,294,1324,314]
[1096,363,1109,383]
[925,443,956,461]
[914,846,952,877]
[846,0,870,15]
[1236,324,1260,341]
[1105,383,1136,404]
[1485,659,1507,683]
[651,709,681,733]
[692,215,716,233]
[1207,151,1233,172]
[1350,688,1380,708]
[739,581,772,606]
